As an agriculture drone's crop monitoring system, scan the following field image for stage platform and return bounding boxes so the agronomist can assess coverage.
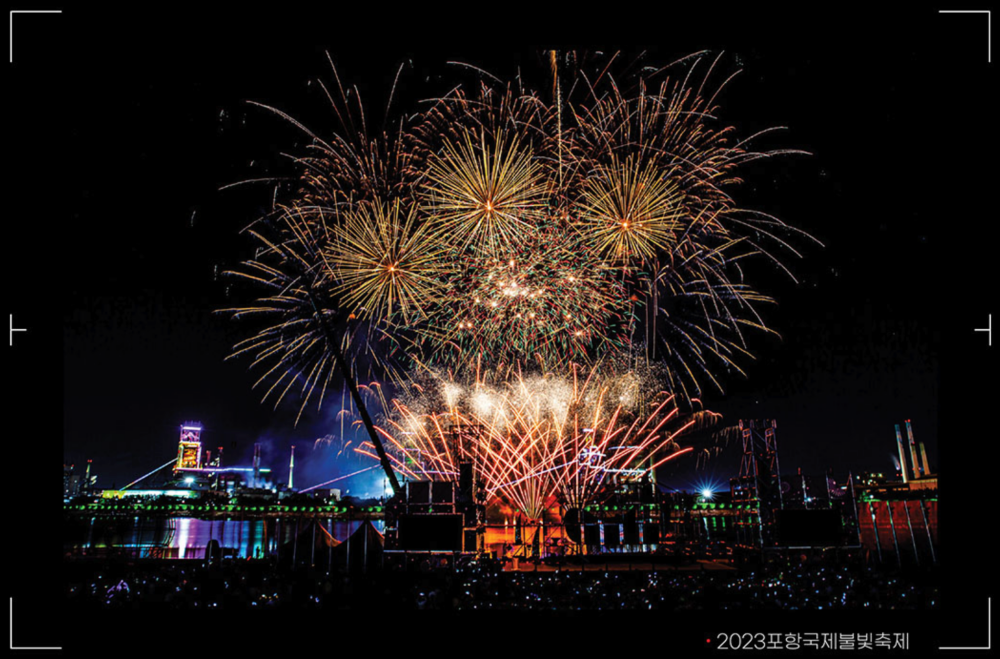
[502,559,736,572]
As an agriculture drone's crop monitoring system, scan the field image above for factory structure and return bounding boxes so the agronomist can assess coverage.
[63,460,96,501]
[728,419,938,566]
[66,416,938,569]
[893,419,935,485]
[94,422,319,502]
[854,420,938,565]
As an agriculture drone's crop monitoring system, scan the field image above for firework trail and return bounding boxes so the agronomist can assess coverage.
[361,363,719,519]
[223,51,816,413]
[220,50,817,500]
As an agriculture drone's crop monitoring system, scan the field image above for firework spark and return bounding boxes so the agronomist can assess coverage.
[422,130,547,256]
[359,365,719,518]
[577,154,685,262]
[222,50,818,425]
[329,198,449,323]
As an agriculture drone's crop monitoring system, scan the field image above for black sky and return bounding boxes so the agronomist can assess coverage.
[51,10,965,490]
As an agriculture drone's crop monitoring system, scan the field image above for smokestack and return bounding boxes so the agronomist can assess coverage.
[217,446,223,468]
[289,445,295,490]
[84,459,92,493]
[919,442,931,476]
[253,443,261,487]
[905,420,921,479]
[894,425,909,483]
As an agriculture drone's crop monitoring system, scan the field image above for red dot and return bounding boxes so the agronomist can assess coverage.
[706,638,711,643]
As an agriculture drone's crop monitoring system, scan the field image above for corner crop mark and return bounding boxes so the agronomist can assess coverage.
[939,597,992,651]
[939,10,992,63]
[9,598,62,651]
[9,9,62,64]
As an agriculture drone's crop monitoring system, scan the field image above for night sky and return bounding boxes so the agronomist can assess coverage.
[49,10,969,492]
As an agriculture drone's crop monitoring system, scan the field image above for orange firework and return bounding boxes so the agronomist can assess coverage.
[358,365,719,518]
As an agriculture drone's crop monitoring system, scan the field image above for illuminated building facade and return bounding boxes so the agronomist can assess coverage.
[175,423,203,471]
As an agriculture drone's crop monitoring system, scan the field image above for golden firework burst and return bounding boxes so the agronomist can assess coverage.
[422,129,547,255]
[329,198,448,323]
[577,155,685,263]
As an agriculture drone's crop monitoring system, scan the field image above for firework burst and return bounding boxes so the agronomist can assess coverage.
[422,130,547,256]
[329,198,448,323]
[417,225,628,369]
[222,49,818,427]
[364,365,719,518]
[577,154,685,262]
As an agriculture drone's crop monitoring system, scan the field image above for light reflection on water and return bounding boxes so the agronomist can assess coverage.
[68,517,385,560]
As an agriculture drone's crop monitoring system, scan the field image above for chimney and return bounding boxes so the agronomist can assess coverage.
[919,442,931,477]
[289,445,295,490]
[252,443,261,487]
[905,420,921,479]
[894,425,909,483]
